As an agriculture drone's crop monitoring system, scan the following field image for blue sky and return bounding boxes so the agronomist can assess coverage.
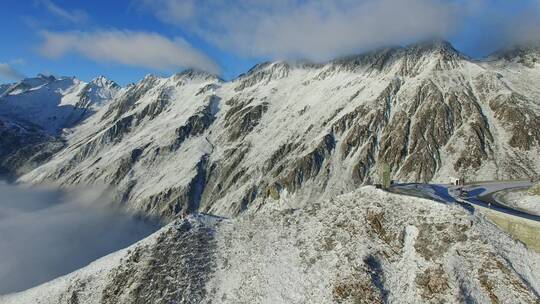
[1,0,539,85]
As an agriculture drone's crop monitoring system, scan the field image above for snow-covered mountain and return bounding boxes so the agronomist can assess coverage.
[0,74,119,177]
[3,188,539,303]
[0,74,119,135]
[17,40,540,219]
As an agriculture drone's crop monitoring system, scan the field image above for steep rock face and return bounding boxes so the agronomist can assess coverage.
[3,188,539,303]
[20,41,540,218]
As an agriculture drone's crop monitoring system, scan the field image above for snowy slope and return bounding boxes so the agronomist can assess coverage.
[2,187,538,303]
[19,41,540,219]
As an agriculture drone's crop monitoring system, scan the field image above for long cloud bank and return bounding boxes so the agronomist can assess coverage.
[39,30,220,74]
[139,0,540,61]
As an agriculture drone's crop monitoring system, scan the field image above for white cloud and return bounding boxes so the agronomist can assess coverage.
[138,0,462,61]
[139,0,540,61]
[504,1,540,47]
[38,0,89,24]
[0,63,25,81]
[39,30,220,73]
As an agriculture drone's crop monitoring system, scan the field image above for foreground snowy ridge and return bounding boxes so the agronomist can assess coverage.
[2,187,538,303]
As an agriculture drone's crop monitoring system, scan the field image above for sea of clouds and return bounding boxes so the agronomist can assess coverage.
[0,182,159,295]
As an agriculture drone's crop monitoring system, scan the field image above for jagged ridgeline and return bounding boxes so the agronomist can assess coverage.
[8,40,540,219]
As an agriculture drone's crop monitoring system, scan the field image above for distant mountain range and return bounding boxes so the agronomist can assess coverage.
[0,74,119,178]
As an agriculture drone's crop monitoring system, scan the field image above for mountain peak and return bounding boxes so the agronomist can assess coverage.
[36,73,57,82]
[328,39,464,74]
[233,61,295,91]
[90,75,120,89]
[79,76,120,107]
[239,59,323,80]
[406,39,462,57]
[0,74,67,97]
[173,68,221,82]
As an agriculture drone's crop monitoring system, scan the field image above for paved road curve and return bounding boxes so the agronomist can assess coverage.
[458,181,540,222]
[389,180,540,222]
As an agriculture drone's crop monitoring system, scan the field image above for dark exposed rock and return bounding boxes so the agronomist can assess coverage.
[169,96,220,151]
[135,91,171,122]
[61,114,135,172]
[173,69,220,82]
[196,83,220,96]
[330,47,401,75]
[186,154,209,214]
[265,141,300,173]
[491,45,540,68]
[111,147,146,185]
[198,145,253,215]
[134,155,210,219]
[328,40,464,78]
[274,133,335,195]
[223,101,268,141]
[489,93,540,150]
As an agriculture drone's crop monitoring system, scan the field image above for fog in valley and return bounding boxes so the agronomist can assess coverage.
[0,182,159,294]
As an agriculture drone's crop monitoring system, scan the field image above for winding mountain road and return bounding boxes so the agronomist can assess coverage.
[458,181,540,222]
[389,180,540,222]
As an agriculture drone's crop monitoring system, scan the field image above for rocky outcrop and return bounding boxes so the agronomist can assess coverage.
[489,93,540,150]
[491,46,540,68]
[223,100,268,141]
[169,96,220,151]
[276,133,335,194]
